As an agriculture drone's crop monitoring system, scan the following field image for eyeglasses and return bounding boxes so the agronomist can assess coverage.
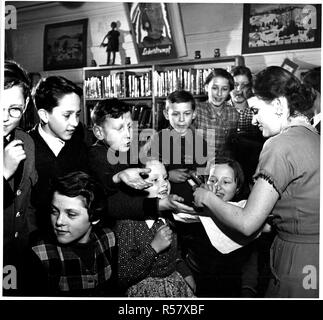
[234,82,250,90]
[3,107,24,118]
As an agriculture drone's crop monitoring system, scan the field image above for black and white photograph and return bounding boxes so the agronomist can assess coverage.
[242,3,321,54]
[1,0,321,308]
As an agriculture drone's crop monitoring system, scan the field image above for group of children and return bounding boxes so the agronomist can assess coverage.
[4,59,270,297]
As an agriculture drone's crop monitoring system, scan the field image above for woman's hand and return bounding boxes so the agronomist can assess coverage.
[113,168,152,190]
[151,224,173,254]
[168,169,190,183]
[158,194,196,214]
[193,186,213,208]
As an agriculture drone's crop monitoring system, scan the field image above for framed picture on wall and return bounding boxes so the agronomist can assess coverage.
[43,19,88,70]
[125,3,187,63]
[242,4,321,54]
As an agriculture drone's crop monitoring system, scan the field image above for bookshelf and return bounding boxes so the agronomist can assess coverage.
[83,55,244,131]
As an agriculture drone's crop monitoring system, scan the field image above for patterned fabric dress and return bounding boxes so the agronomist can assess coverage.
[115,218,195,297]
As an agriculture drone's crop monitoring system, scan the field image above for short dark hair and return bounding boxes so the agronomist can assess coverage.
[111,21,117,28]
[33,76,82,112]
[91,98,131,126]
[166,90,196,111]
[50,171,107,222]
[302,67,321,93]
[204,68,234,92]
[254,66,315,117]
[206,157,244,195]
[231,66,253,86]
[4,60,31,100]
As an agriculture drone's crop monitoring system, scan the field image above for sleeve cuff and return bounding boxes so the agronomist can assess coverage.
[143,198,159,218]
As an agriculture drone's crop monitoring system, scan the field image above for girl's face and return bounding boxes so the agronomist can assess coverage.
[249,96,285,138]
[206,76,231,107]
[145,161,170,199]
[50,192,92,244]
[207,163,238,201]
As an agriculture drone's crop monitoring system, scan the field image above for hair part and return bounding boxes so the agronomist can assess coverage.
[206,157,245,194]
[4,60,31,100]
[50,171,107,222]
[91,98,131,126]
[33,76,82,112]
[230,65,253,85]
[165,90,196,111]
[204,68,234,91]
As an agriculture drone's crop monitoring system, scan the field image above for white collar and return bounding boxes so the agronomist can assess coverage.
[145,218,166,229]
[38,125,65,157]
[312,113,321,127]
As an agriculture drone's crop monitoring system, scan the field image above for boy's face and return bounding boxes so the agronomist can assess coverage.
[145,161,170,199]
[207,163,237,201]
[3,86,26,137]
[163,102,196,135]
[50,192,93,244]
[97,111,133,152]
[40,93,81,141]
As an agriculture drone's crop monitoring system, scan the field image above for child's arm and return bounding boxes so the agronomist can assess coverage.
[175,238,196,293]
[116,221,162,289]
[3,139,26,180]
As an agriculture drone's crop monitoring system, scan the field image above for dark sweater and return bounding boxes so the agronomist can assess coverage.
[3,128,38,297]
[88,140,158,223]
[29,125,89,231]
[144,127,208,206]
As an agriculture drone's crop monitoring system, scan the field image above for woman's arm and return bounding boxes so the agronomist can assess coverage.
[194,177,279,236]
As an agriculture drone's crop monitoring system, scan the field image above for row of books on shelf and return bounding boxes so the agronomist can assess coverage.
[84,72,152,99]
[153,68,212,97]
[131,104,153,129]
[84,67,213,99]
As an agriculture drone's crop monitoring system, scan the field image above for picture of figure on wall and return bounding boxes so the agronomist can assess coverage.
[100,21,120,65]
[128,2,178,62]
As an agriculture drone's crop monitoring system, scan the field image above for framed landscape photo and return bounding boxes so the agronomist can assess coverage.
[125,3,186,63]
[43,19,88,70]
[242,4,321,54]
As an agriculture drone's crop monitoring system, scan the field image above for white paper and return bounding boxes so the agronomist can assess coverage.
[199,200,247,254]
[173,200,248,254]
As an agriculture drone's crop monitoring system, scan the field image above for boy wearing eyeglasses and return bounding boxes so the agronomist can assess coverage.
[3,60,38,294]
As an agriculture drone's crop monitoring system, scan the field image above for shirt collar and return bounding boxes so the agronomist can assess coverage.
[38,124,65,156]
[206,101,226,117]
[312,113,321,127]
[145,218,166,229]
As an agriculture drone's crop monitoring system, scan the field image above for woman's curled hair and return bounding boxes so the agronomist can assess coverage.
[254,66,316,117]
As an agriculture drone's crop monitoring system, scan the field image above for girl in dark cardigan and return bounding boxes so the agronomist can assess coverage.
[115,160,195,297]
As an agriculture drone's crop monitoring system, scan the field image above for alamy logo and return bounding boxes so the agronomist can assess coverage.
[302,265,317,290]
[5,5,17,30]
[3,265,17,290]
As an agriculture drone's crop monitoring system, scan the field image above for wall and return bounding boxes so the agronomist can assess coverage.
[180,3,321,76]
[6,2,321,83]
[7,1,136,83]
